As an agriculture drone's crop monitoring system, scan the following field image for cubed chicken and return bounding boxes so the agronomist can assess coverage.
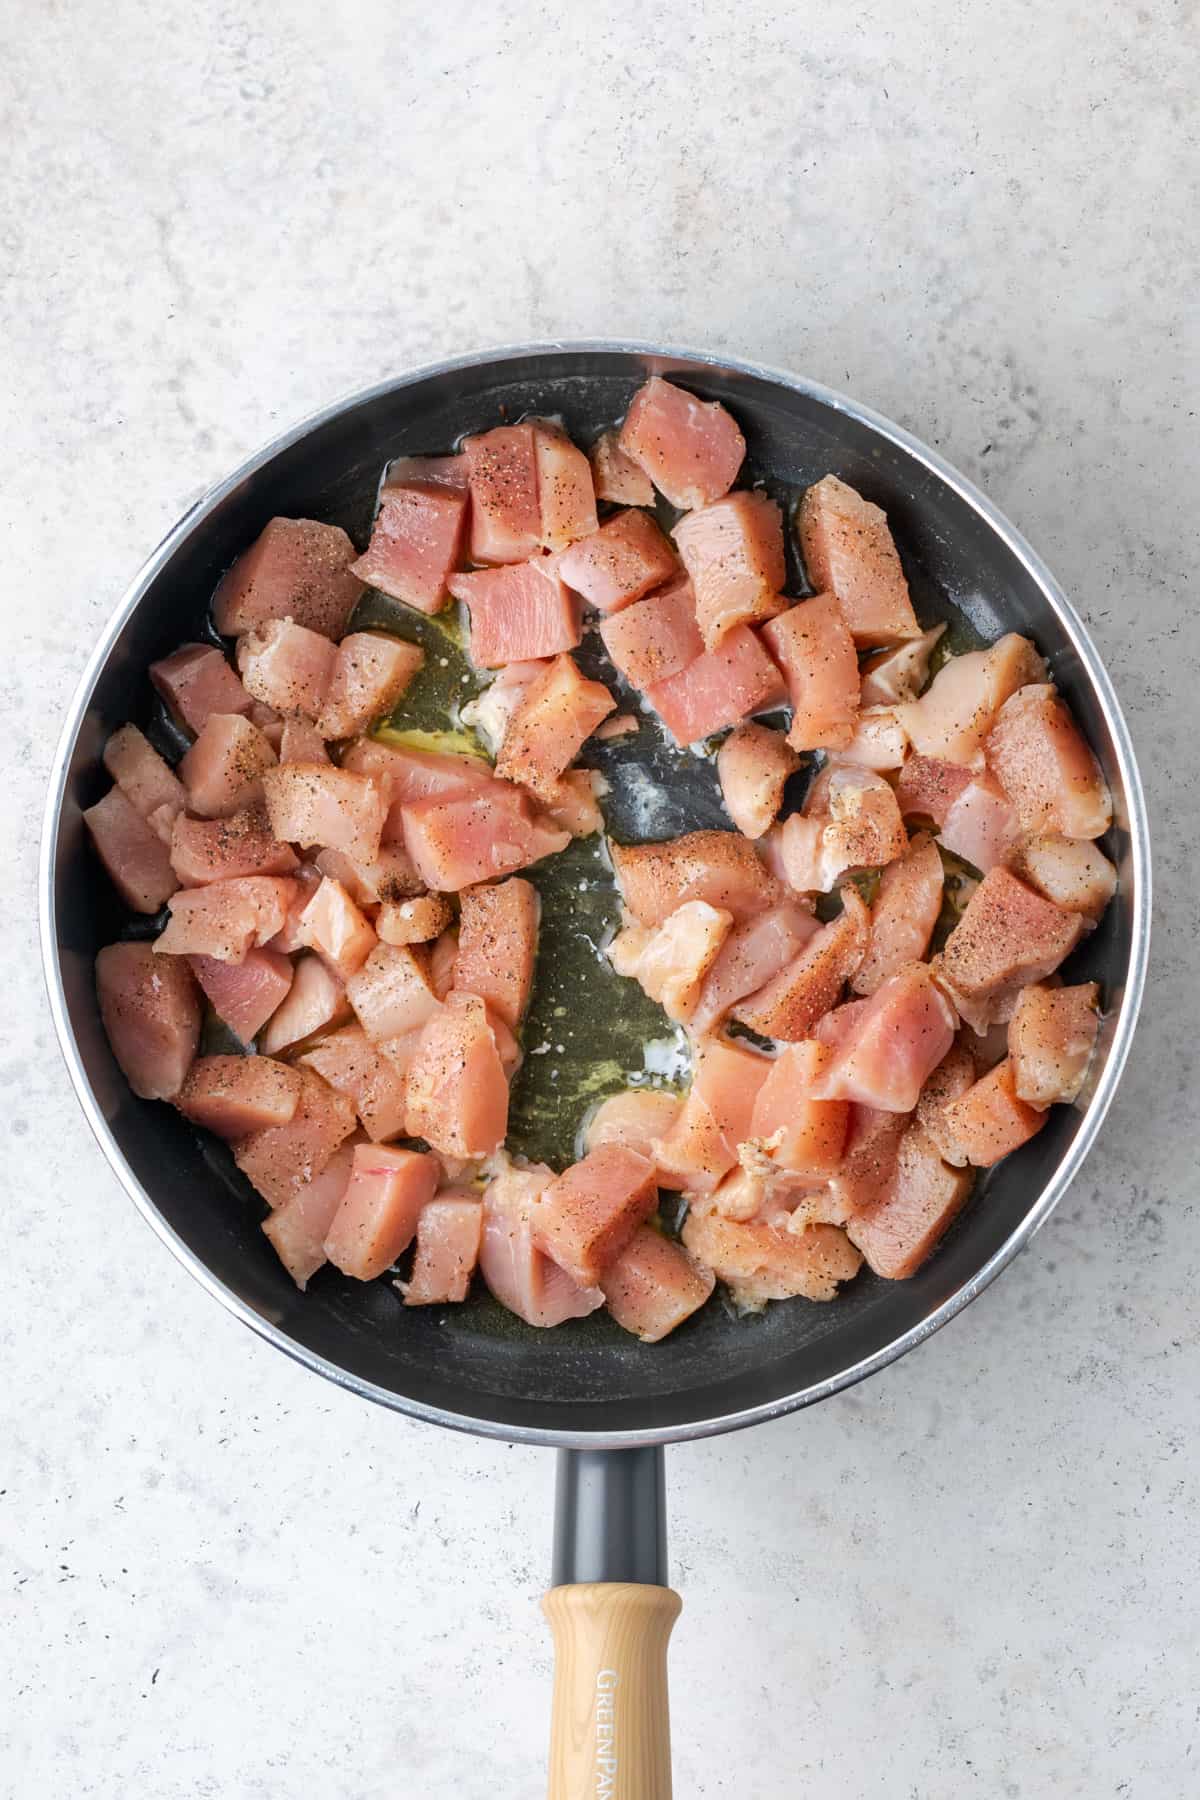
[314,842,423,907]
[150,643,255,737]
[402,1196,485,1305]
[213,517,363,639]
[646,624,785,745]
[598,575,704,690]
[986,683,1112,839]
[584,1089,683,1166]
[717,722,801,839]
[169,807,299,886]
[654,1037,773,1193]
[262,762,387,864]
[808,767,908,889]
[179,713,278,818]
[155,875,301,961]
[404,992,510,1158]
[236,619,337,720]
[103,725,186,835]
[938,772,1021,873]
[734,887,869,1040]
[323,1143,440,1280]
[452,878,540,1029]
[350,477,469,614]
[1008,981,1101,1110]
[400,787,569,890]
[188,946,294,1044]
[811,962,957,1112]
[234,1066,358,1209]
[673,490,787,647]
[934,867,1086,1033]
[539,769,605,838]
[610,829,781,927]
[299,876,379,980]
[95,941,202,1100]
[531,1144,658,1288]
[914,1042,980,1161]
[618,377,745,509]
[588,429,655,506]
[935,1059,1047,1167]
[346,943,442,1041]
[84,787,180,913]
[260,954,352,1055]
[690,904,820,1036]
[796,475,920,647]
[495,654,616,800]
[852,833,945,995]
[377,894,453,947]
[176,1054,301,1138]
[462,423,541,563]
[610,900,733,1025]
[479,1161,605,1327]
[1011,835,1117,922]
[898,634,1045,766]
[826,1104,909,1215]
[682,1203,862,1305]
[600,1226,715,1341]
[750,1040,850,1176]
[858,624,947,706]
[895,754,974,826]
[261,1139,358,1289]
[299,1026,412,1142]
[836,707,909,772]
[532,421,599,551]
[761,593,861,753]
[317,633,424,740]
[556,508,679,613]
[279,719,330,764]
[846,1122,973,1278]
[449,557,582,667]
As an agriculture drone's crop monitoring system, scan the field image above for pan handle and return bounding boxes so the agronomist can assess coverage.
[543,1448,680,1799]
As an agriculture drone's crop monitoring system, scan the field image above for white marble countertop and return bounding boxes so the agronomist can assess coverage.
[4,4,1196,1795]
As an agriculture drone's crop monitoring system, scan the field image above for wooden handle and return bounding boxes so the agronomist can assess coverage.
[542,1581,681,1800]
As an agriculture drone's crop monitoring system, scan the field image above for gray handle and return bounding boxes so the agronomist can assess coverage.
[551,1446,668,1587]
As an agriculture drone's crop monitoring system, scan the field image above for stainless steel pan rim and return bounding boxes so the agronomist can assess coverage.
[39,338,1153,1450]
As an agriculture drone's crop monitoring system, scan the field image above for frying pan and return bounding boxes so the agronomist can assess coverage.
[40,343,1151,1797]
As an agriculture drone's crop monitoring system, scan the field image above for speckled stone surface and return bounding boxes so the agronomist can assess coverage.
[3,4,1197,1795]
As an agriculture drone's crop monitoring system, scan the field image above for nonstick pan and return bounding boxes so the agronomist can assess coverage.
[41,343,1151,1797]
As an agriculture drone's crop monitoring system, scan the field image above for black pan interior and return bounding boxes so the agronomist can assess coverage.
[49,348,1138,1437]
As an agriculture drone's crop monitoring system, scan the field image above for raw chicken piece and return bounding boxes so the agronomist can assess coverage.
[555,508,678,613]
[532,421,599,551]
[655,1037,772,1193]
[314,843,422,906]
[458,660,546,754]
[610,900,733,1024]
[462,423,541,563]
[1011,836,1117,922]
[102,725,185,833]
[598,575,704,690]
[796,475,920,647]
[155,875,300,961]
[938,772,1021,872]
[1008,982,1101,1109]
[299,1026,412,1142]
[262,762,387,864]
[426,928,456,1001]
[836,708,909,771]
[401,788,569,890]
[600,1226,715,1341]
[814,767,908,886]
[261,1139,358,1289]
[610,829,780,927]
[717,722,800,839]
[349,477,469,614]
[150,644,254,736]
[449,557,582,667]
[452,878,540,1029]
[479,1161,605,1327]
[589,429,655,506]
[95,941,201,1100]
[495,654,615,800]
[213,518,363,639]
[317,633,424,740]
[402,1196,484,1304]
[895,754,974,826]
[811,963,957,1112]
[346,943,441,1041]
[827,1105,909,1215]
[584,1090,683,1165]
[342,738,495,841]
[236,619,337,720]
[936,1059,1047,1166]
[915,1042,979,1160]
[750,1040,850,1176]
[177,1055,301,1138]
[846,1122,973,1277]
[690,905,820,1036]
[647,624,785,745]
[858,624,947,706]
[188,946,294,1044]
[734,888,869,1040]
[170,807,299,886]
[618,378,745,509]
[898,634,1045,766]
[986,683,1112,839]
[299,877,378,980]
[531,1145,658,1287]
[673,491,787,647]
[935,867,1085,1033]
[234,1067,358,1209]
[323,1143,440,1280]
[377,894,453,947]
[404,992,510,1158]
[179,713,277,818]
[852,833,945,995]
[84,787,179,913]
[540,770,606,838]
[260,954,352,1055]
[761,594,860,750]
[682,1202,862,1305]
[279,719,329,764]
